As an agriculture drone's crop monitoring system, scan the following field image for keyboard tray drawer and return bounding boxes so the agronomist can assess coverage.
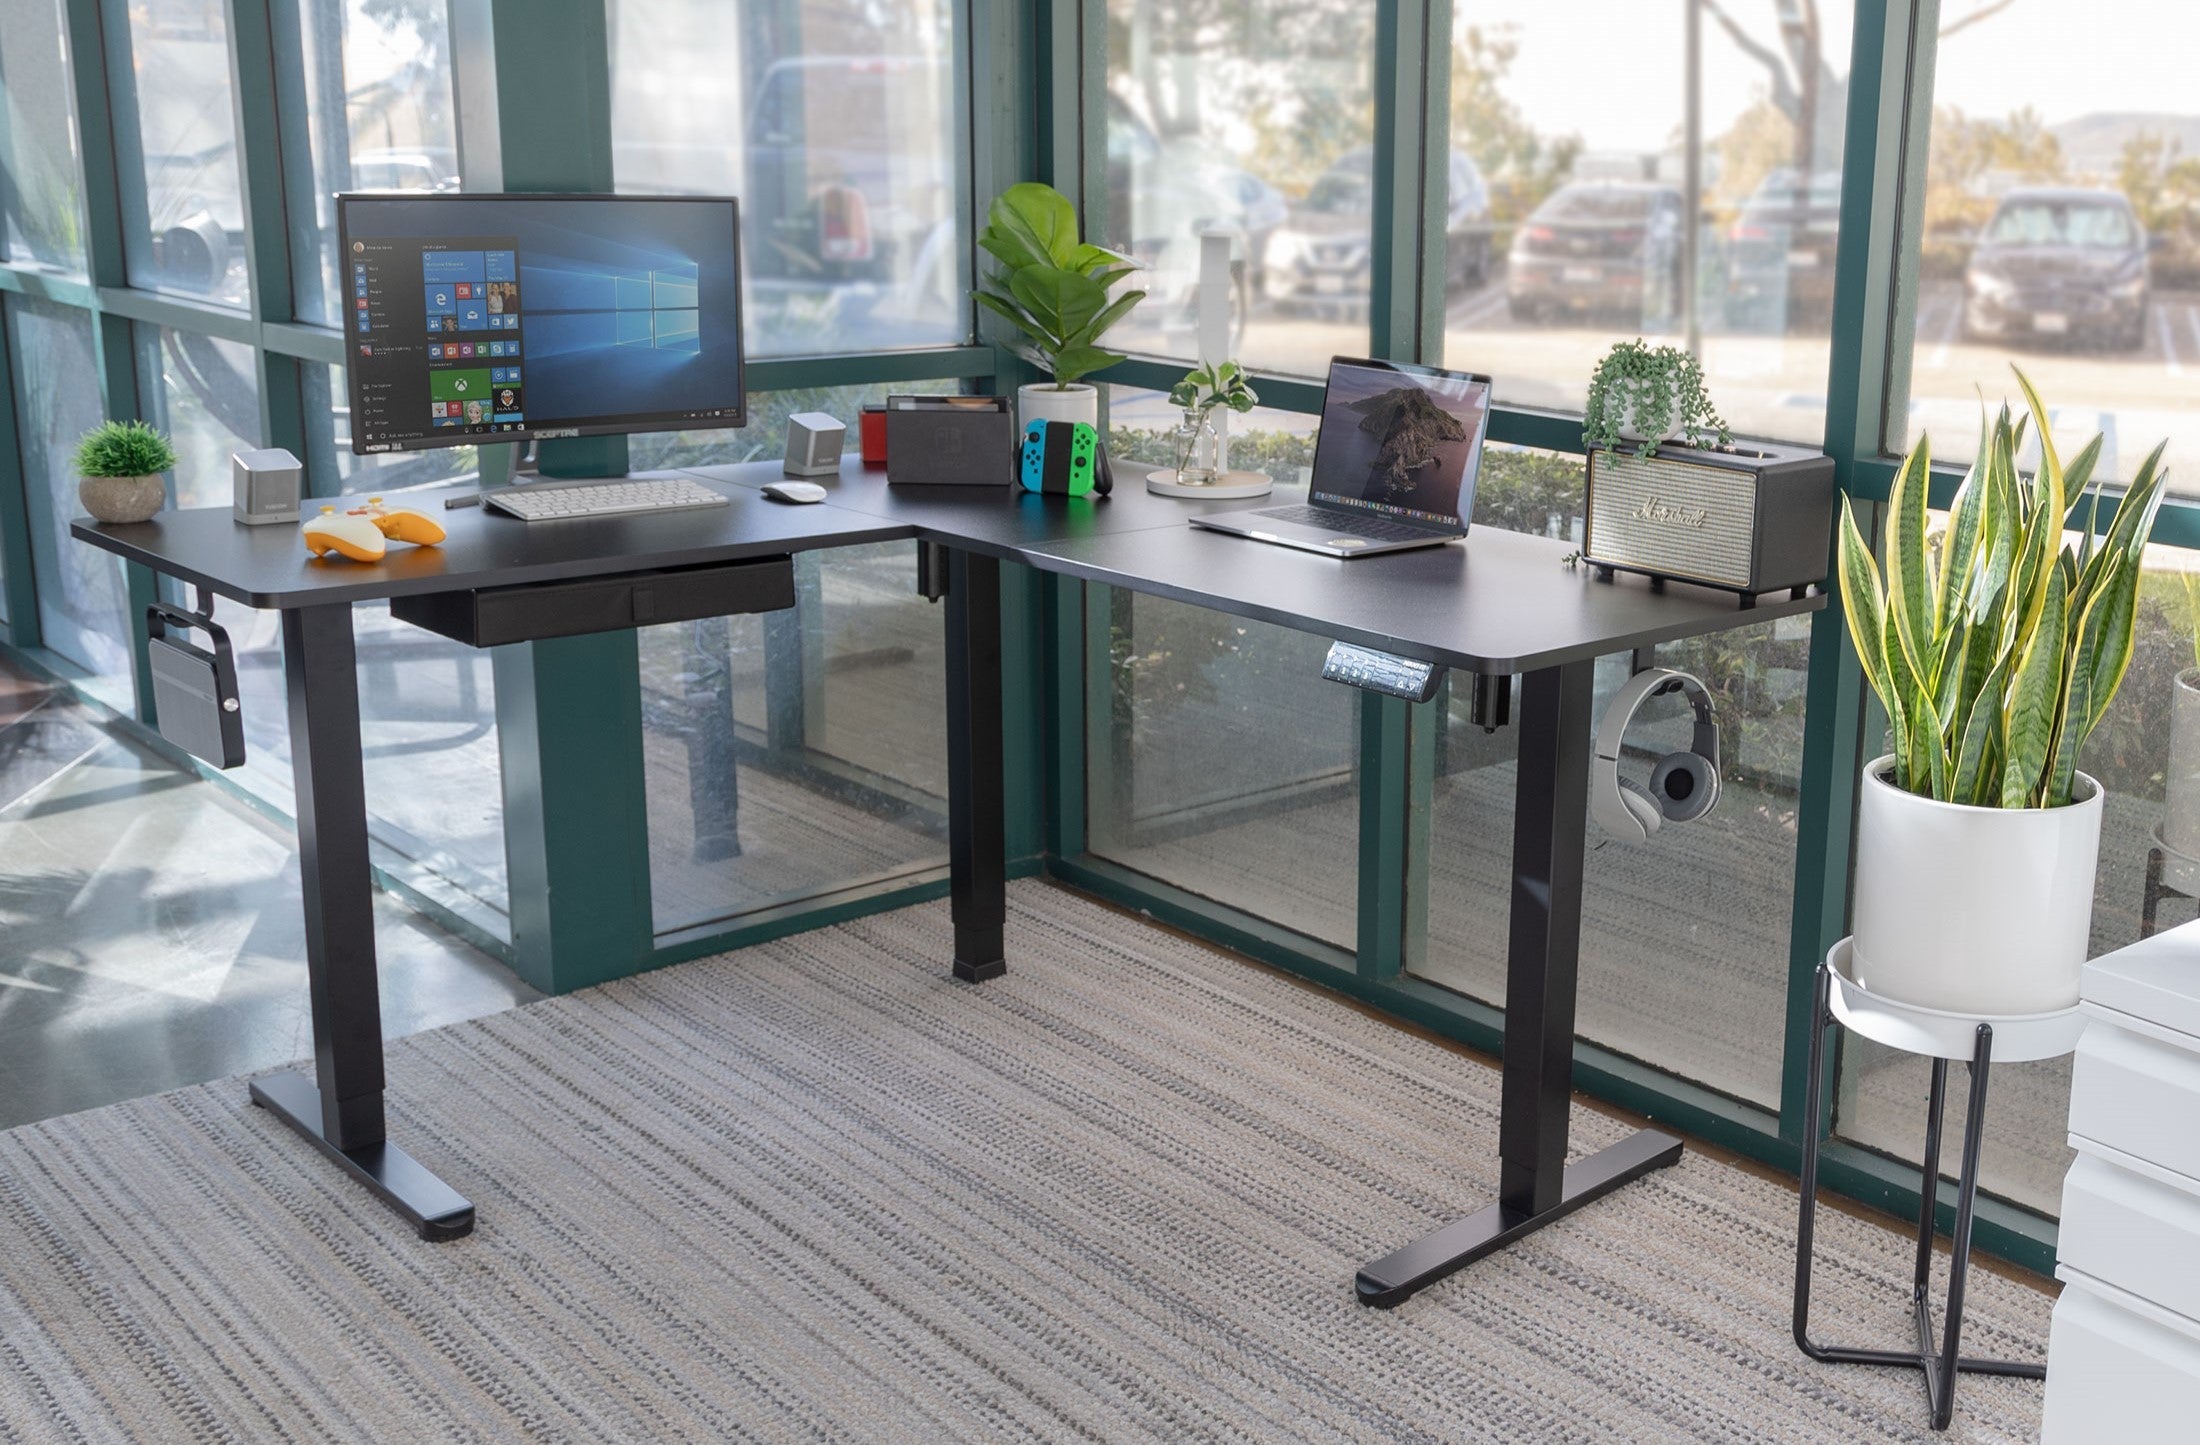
[390,557,796,647]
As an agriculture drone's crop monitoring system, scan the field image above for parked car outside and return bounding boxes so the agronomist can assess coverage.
[1263,148,1493,312]
[1963,186,2150,350]
[1725,168,1841,330]
[1507,181,1684,324]
[349,148,461,193]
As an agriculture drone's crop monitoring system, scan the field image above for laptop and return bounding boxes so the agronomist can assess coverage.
[1191,357,1493,557]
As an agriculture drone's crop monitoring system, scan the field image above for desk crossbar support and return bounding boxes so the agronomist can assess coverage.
[1357,659,1683,1306]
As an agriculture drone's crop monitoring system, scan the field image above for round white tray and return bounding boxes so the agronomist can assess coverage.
[1146,468,1274,499]
[1826,938,2084,1063]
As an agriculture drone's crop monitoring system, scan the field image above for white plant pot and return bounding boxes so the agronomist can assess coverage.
[1610,394,1681,445]
[1018,382,1098,432]
[2165,668,2200,858]
[1851,756,2102,1016]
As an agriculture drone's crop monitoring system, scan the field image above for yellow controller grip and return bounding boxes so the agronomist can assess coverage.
[371,508,447,546]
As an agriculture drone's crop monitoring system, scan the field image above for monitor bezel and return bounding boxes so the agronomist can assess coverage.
[335,191,747,455]
[1308,356,1493,535]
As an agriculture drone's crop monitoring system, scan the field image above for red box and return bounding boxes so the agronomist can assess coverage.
[859,404,889,465]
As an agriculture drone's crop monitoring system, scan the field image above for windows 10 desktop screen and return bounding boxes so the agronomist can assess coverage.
[339,195,743,453]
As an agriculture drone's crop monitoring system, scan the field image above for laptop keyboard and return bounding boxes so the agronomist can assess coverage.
[1256,503,1438,543]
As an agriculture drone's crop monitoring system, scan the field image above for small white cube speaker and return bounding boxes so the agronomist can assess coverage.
[783,411,846,477]
[232,446,302,525]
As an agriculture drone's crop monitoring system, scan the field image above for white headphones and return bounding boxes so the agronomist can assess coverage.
[1592,667,1722,842]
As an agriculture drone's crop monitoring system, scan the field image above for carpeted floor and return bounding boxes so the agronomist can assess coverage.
[0,883,2049,1442]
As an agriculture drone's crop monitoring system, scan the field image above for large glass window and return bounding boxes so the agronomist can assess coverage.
[0,0,86,274]
[608,0,969,356]
[1893,3,2200,491]
[1088,588,1360,952]
[1443,2,1851,446]
[1413,448,1807,1108]
[1103,1,1376,376]
[641,539,948,933]
[287,0,459,326]
[7,297,128,699]
[117,0,249,307]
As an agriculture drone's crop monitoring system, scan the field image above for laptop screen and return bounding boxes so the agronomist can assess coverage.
[1309,358,1492,532]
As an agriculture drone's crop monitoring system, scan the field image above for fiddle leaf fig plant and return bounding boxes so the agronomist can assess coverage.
[976,182,1146,389]
[1836,367,2168,810]
[1582,339,1730,458]
[1167,360,1259,419]
[72,420,178,478]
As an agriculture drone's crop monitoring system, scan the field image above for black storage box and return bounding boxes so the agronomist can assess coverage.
[390,557,795,647]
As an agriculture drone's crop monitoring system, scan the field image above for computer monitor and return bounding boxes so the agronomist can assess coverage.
[336,193,744,455]
[1309,357,1492,533]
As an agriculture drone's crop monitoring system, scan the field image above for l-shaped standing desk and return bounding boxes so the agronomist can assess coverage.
[74,457,1820,1309]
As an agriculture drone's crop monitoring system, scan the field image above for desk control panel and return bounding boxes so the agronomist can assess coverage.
[1322,641,1446,703]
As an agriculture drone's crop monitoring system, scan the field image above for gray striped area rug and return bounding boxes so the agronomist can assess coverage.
[0,881,2047,1442]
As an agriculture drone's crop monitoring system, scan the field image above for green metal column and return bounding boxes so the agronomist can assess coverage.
[469,0,655,991]
[1782,0,1929,1142]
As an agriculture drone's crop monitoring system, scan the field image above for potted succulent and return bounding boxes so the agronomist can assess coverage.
[1582,339,1730,457]
[1165,360,1259,486]
[73,420,178,524]
[1837,368,2168,1015]
[976,181,1145,430]
[2164,573,2200,858]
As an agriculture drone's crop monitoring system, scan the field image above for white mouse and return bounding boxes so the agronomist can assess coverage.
[762,480,828,504]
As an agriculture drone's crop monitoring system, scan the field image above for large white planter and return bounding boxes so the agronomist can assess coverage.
[1851,756,2103,1015]
[2165,669,2200,857]
[1017,382,1098,432]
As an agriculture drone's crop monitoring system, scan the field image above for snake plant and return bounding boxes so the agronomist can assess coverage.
[1837,369,2168,809]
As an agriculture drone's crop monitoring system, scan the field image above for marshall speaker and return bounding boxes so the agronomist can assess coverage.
[1583,438,1834,602]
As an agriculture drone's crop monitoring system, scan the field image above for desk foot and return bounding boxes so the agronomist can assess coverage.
[1355,1128,1683,1307]
[249,1071,475,1242]
[952,958,1007,983]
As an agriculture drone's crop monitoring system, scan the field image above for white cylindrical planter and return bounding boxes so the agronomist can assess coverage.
[1851,756,2102,1015]
[1017,382,1098,432]
[2165,669,2200,857]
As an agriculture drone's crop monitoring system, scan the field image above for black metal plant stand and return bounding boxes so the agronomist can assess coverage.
[1792,961,2044,1432]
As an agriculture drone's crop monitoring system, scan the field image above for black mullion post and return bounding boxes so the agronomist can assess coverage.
[945,546,1006,981]
[1498,658,1594,1215]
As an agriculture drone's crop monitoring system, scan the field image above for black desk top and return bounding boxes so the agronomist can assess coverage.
[679,458,1281,561]
[1023,520,1817,675]
[74,458,1822,670]
[70,474,909,609]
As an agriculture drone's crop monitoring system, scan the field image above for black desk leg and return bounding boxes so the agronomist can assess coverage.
[1357,659,1682,1307]
[944,547,1006,982]
[248,603,474,1241]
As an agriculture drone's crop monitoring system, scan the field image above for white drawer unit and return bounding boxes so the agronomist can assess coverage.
[2045,1270,2200,1442]
[2067,1020,2200,1182]
[2046,920,2200,1438]
[2057,1150,2200,1325]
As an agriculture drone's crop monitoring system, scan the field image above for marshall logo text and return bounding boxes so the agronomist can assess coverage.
[1630,494,1709,529]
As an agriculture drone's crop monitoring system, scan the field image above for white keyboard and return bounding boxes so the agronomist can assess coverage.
[484,477,731,522]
